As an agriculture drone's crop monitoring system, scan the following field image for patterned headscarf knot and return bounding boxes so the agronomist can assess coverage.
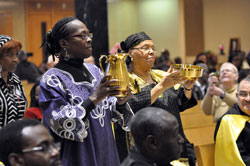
[0,35,12,48]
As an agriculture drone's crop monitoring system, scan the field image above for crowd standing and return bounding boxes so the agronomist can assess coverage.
[0,15,250,166]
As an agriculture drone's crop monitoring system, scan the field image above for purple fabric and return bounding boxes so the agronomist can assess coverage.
[39,63,120,166]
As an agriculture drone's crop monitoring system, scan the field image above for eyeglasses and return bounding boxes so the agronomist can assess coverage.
[68,33,93,40]
[22,142,61,154]
[238,91,250,98]
[220,69,234,74]
[131,46,156,52]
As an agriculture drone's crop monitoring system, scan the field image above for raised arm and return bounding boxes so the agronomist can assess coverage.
[151,67,186,104]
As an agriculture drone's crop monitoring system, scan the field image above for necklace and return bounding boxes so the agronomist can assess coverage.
[132,70,155,84]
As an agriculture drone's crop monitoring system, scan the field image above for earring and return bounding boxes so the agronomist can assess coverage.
[129,56,133,62]
[64,48,70,61]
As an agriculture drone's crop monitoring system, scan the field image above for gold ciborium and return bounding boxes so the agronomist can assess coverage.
[99,53,129,98]
[171,64,203,79]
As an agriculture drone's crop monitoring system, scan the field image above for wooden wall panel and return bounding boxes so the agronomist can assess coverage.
[0,11,13,36]
[184,0,204,57]
[26,14,52,66]
[25,0,74,66]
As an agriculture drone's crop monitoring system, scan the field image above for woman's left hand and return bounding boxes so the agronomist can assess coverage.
[183,78,197,90]
[116,88,132,105]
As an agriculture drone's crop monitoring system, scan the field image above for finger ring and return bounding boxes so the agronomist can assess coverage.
[106,87,110,91]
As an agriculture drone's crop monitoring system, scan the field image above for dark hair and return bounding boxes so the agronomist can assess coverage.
[228,51,243,71]
[0,119,41,166]
[174,57,182,64]
[242,76,250,83]
[195,52,207,63]
[160,49,170,60]
[30,82,40,108]
[130,107,176,147]
[41,17,77,58]
[238,69,250,83]
[246,51,250,66]
[193,60,205,65]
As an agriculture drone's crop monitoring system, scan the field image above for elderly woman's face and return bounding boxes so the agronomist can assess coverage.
[129,40,156,70]
[0,48,19,72]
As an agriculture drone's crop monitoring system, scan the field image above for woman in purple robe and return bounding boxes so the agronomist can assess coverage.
[39,17,132,166]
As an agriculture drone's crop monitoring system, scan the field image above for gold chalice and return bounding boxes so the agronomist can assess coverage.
[171,64,203,79]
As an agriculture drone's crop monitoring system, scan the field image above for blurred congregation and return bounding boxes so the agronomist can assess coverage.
[0,0,250,166]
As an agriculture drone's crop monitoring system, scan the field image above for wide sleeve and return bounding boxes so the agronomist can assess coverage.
[39,74,95,142]
[176,87,197,112]
[127,84,153,113]
[111,101,134,131]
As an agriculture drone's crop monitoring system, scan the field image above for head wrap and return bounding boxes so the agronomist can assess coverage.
[0,35,12,48]
[120,32,151,53]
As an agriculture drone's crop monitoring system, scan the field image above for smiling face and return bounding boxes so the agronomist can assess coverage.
[129,40,156,72]
[237,80,250,116]
[62,19,92,60]
[0,48,19,73]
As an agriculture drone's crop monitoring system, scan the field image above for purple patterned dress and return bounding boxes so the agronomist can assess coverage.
[39,59,121,166]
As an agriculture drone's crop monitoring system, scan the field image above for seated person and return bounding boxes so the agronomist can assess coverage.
[195,52,207,64]
[214,76,250,166]
[228,50,244,72]
[24,82,42,121]
[121,107,184,166]
[201,62,238,122]
[238,68,250,83]
[15,51,42,83]
[192,61,209,100]
[0,119,61,166]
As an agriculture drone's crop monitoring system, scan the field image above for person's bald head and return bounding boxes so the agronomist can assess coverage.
[130,107,184,165]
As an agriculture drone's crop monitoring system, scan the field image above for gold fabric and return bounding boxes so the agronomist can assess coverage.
[215,114,250,166]
[128,69,181,95]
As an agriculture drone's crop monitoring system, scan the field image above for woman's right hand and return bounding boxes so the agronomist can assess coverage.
[89,74,121,105]
[151,66,187,104]
[159,66,187,89]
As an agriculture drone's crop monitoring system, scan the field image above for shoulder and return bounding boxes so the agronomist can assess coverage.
[225,104,241,115]
[84,63,103,76]
[10,72,21,84]
[41,68,70,81]
[40,68,63,87]
[216,104,242,127]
